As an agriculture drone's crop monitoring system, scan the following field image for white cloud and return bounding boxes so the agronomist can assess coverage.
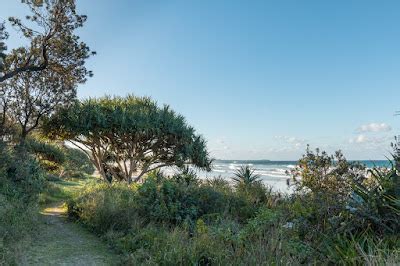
[274,136,307,150]
[349,134,368,144]
[349,134,392,148]
[357,123,391,133]
[274,136,306,144]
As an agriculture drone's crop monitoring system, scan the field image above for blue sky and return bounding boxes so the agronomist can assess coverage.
[2,0,400,160]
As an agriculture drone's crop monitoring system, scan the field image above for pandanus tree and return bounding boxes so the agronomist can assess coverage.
[44,95,212,184]
[232,165,261,187]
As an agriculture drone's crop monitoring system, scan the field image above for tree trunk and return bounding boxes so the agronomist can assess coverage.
[90,155,111,185]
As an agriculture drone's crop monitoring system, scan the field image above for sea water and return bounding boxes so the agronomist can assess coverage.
[192,159,392,193]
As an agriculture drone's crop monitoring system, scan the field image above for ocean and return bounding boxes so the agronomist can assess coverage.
[192,159,392,193]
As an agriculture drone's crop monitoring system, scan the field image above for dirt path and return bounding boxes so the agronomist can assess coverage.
[21,203,119,266]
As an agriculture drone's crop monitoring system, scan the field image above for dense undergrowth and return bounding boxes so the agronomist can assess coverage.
[1,134,399,265]
[0,143,44,265]
[0,139,95,265]
[68,150,400,265]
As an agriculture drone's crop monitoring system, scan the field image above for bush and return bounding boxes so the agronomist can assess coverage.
[0,142,42,265]
[26,137,66,174]
[0,195,39,265]
[0,142,45,202]
[67,182,138,233]
[61,147,95,178]
[287,147,400,264]
[349,165,400,235]
[67,148,400,265]
[69,172,255,229]
[67,170,301,264]
[134,171,263,225]
[26,137,95,179]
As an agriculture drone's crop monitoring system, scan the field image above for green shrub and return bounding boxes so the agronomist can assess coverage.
[286,147,400,264]
[319,232,400,264]
[26,137,66,174]
[0,142,45,202]
[0,142,41,265]
[68,182,138,233]
[134,172,261,225]
[0,195,39,265]
[61,147,95,178]
[349,165,400,235]
[232,165,262,187]
[26,137,95,179]
[67,148,399,265]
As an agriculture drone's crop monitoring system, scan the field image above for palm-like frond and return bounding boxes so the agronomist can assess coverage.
[232,165,261,186]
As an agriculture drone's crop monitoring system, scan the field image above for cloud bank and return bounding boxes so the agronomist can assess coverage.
[357,123,391,133]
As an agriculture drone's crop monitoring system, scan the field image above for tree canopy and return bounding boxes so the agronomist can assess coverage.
[1,63,76,141]
[0,0,94,142]
[44,95,212,183]
[0,0,94,83]
[0,23,7,72]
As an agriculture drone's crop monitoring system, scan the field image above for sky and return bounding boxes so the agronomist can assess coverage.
[1,0,400,160]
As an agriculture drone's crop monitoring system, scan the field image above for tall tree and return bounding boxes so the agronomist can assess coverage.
[0,0,94,83]
[0,23,7,72]
[44,96,213,184]
[1,49,76,141]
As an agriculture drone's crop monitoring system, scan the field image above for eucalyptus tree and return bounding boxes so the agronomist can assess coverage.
[0,23,7,72]
[0,0,94,141]
[0,0,94,83]
[44,95,212,184]
[1,56,76,142]
[0,25,7,134]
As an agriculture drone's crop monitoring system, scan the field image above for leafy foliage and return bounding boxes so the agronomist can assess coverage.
[68,172,297,264]
[0,23,7,72]
[0,143,45,201]
[0,140,43,264]
[61,147,95,178]
[1,55,77,141]
[1,0,95,82]
[289,146,365,195]
[349,165,400,234]
[44,95,212,183]
[26,138,95,178]
[26,137,65,172]
[69,144,400,265]
[285,147,400,263]
[232,165,261,187]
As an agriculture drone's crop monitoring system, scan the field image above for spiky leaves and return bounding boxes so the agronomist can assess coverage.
[350,165,400,234]
[232,165,261,187]
[44,95,212,184]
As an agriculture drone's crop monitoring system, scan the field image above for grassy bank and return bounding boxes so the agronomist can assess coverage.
[38,177,94,205]
[0,145,43,265]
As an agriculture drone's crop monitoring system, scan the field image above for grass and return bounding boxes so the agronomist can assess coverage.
[23,201,120,265]
[38,176,97,205]
[20,175,122,264]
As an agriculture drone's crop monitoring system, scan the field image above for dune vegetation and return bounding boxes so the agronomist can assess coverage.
[0,0,399,265]
[65,148,399,265]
